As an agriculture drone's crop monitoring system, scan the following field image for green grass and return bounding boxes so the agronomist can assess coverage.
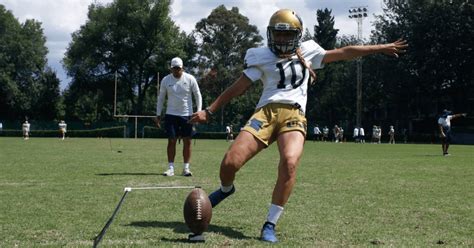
[0,137,473,247]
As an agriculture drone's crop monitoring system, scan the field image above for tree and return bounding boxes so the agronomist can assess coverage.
[193,5,263,128]
[0,5,61,121]
[63,0,192,122]
[307,8,346,128]
[369,0,474,131]
[301,28,313,42]
[313,8,339,50]
[34,69,62,120]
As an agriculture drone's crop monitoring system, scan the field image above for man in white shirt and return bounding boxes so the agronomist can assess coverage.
[155,57,202,176]
[226,125,234,142]
[59,120,67,140]
[339,127,344,143]
[359,127,365,143]
[322,126,329,142]
[22,120,30,140]
[372,125,378,143]
[437,109,467,156]
[376,126,382,144]
[313,125,321,141]
[388,125,395,144]
[353,126,359,143]
[333,125,340,143]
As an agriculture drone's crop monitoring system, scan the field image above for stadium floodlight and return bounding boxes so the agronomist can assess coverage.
[348,6,368,127]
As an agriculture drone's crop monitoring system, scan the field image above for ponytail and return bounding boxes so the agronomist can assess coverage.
[296,48,317,85]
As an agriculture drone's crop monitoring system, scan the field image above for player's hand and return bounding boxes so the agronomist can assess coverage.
[382,39,408,58]
[190,110,208,124]
[462,113,467,117]
[440,132,446,138]
[153,116,161,128]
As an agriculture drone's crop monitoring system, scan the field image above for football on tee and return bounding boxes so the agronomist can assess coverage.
[183,187,212,235]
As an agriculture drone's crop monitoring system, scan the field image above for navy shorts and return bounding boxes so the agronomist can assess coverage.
[441,126,452,143]
[164,114,193,139]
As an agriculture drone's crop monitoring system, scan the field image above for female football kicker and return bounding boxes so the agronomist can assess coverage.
[190,9,407,243]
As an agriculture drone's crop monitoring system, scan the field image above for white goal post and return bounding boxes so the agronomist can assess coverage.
[113,71,159,138]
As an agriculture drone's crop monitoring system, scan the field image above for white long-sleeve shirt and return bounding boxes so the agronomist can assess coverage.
[156,72,202,116]
[22,123,30,131]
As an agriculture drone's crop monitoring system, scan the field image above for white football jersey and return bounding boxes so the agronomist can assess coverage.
[243,40,326,114]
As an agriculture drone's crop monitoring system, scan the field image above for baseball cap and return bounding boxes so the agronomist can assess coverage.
[170,57,183,68]
[441,109,452,118]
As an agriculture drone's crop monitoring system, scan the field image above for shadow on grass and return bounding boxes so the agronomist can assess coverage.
[126,221,252,241]
[96,172,162,176]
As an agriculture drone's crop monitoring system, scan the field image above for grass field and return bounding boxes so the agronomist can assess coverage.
[0,137,473,247]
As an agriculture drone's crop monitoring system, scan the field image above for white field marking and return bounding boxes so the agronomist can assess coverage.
[124,186,196,191]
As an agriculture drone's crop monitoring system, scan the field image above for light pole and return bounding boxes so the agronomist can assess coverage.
[348,7,368,127]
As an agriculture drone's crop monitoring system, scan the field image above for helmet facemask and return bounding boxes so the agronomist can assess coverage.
[267,9,303,57]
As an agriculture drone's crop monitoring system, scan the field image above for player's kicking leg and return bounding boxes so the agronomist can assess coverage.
[208,131,264,207]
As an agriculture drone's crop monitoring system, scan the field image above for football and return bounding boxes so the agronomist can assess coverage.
[183,187,212,235]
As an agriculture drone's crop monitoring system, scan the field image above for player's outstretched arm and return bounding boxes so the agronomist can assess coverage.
[323,39,408,64]
[453,113,468,119]
[190,74,252,124]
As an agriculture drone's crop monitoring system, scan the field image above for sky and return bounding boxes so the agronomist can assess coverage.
[1,0,386,91]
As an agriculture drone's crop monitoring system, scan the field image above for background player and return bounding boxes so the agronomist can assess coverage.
[438,109,467,156]
[226,125,234,142]
[22,120,30,140]
[58,120,67,140]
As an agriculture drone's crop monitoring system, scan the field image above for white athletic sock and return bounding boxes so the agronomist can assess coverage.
[266,204,284,225]
[168,163,174,171]
[220,184,234,193]
[184,163,190,170]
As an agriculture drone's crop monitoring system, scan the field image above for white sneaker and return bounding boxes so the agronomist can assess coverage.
[182,168,192,177]
[163,169,174,176]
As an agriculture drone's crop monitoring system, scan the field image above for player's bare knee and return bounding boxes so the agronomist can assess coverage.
[279,160,298,179]
[221,151,244,172]
[281,156,299,168]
